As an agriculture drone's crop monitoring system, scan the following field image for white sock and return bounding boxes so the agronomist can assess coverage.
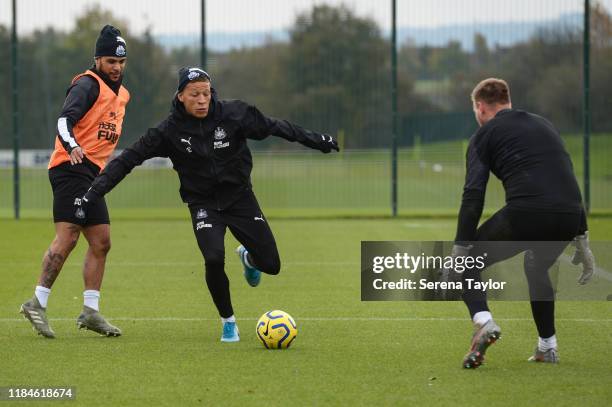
[34,286,51,308]
[221,315,236,324]
[83,290,100,311]
[473,311,493,326]
[538,335,557,351]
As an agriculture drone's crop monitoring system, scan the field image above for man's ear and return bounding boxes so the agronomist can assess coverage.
[477,101,486,115]
[177,92,184,103]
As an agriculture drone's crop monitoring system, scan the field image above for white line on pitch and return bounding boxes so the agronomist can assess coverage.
[1,261,359,267]
[1,317,610,323]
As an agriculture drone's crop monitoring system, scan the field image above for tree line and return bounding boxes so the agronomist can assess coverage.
[1,4,610,150]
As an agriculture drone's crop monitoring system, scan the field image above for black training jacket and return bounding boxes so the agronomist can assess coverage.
[456,108,587,242]
[91,90,329,209]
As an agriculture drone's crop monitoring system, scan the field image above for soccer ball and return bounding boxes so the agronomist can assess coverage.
[256,310,297,349]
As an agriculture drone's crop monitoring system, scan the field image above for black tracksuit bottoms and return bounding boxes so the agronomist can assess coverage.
[189,190,280,318]
[463,206,582,338]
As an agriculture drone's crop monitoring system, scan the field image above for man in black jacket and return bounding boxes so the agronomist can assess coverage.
[79,67,339,342]
[446,78,594,368]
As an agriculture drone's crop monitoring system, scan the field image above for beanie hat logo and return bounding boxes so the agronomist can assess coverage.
[116,45,126,57]
[177,67,211,92]
[95,25,127,58]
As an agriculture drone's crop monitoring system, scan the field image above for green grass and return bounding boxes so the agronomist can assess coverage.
[1,217,611,406]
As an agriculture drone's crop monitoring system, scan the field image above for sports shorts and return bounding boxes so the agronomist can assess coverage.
[48,161,109,226]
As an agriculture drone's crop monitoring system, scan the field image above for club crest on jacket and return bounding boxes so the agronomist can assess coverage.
[214,127,227,140]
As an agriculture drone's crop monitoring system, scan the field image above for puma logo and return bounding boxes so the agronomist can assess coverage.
[180,137,192,146]
[254,216,265,222]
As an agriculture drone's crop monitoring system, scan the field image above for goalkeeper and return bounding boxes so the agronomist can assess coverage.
[78,67,339,342]
[447,78,594,368]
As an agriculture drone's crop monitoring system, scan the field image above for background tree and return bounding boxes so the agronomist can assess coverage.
[2,3,611,149]
[283,5,391,148]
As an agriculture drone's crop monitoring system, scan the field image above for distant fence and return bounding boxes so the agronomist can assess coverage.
[2,0,611,217]
[1,137,610,219]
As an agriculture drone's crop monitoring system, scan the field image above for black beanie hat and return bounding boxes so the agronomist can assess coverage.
[177,67,211,92]
[95,25,127,58]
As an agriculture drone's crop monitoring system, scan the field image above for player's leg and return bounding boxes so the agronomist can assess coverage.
[82,224,111,291]
[520,211,581,363]
[190,207,238,342]
[523,246,563,363]
[20,222,81,338]
[226,191,280,287]
[464,207,525,317]
[20,166,91,337]
[41,222,82,288]
[461,207,527,368]
[76,222,121,337]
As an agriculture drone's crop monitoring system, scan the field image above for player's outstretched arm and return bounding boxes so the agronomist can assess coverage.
[242,104,339,153]
[76,125,168,214]
[93,126,168,195]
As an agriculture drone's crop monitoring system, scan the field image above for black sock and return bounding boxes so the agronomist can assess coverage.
[465,301,490,319]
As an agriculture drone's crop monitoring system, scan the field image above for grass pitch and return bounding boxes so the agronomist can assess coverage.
[1,217,611,406]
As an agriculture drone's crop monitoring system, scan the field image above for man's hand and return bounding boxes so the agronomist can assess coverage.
[437,244,471,300]
[73,188,100,220]
[571,232,595,285]
[69,146,84,165]
[316,134,339,153]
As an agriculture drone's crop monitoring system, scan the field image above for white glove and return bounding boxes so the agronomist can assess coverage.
[571,232,595,285]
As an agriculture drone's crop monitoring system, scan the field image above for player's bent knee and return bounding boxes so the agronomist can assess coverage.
[93,238,111,255]
[268,264,281,275]
[55,232,80,253]
[66,236,79,251]
[261,256,281,275]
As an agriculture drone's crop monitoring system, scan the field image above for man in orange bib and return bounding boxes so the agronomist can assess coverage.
[19,25,129,338]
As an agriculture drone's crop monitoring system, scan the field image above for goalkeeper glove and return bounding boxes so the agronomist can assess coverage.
[571,232,595,285]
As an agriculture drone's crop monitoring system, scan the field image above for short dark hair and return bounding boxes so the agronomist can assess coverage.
[471,78,511,105]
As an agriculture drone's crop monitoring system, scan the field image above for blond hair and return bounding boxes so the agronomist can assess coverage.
[471,78,511,105]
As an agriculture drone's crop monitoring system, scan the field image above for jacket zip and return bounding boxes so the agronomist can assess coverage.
[200,121,221,210]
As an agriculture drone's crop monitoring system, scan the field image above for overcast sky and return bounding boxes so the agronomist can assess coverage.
[2,0,608,36]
